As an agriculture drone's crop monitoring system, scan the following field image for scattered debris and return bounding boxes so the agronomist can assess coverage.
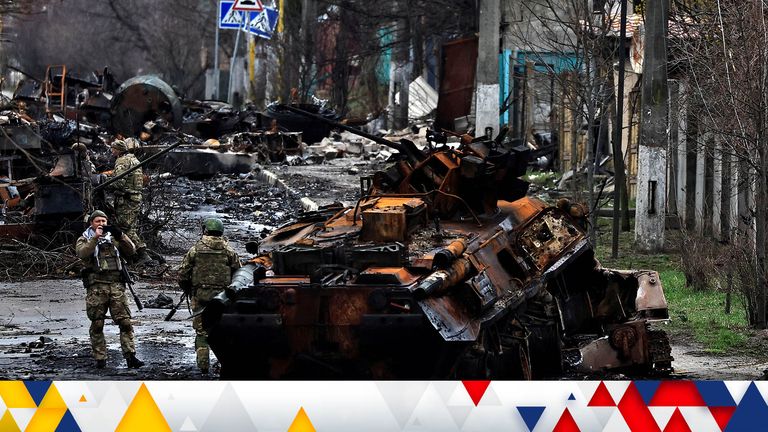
[144,293,175,309]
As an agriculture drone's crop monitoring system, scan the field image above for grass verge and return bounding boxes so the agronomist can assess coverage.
[593,220,751,354]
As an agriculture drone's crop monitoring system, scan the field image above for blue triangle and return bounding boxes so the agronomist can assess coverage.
[725,382,768,432]
[695,381,736,407]
[517,406,546,432]
[634,380,661,405]
[23,381,52,406]
[568,393,576,401]
[55,409,82,432]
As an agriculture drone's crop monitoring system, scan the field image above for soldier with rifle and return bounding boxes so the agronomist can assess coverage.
[178,218,240,375]
[75,210,145,369]
[104,138,151,264]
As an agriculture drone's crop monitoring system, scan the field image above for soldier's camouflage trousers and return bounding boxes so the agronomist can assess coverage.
[191,297,210,371]
[86,280,135,360]
[114,194,145,249]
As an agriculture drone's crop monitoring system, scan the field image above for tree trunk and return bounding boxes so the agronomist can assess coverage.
[299,0,316,103]
[570,89,580,199]
[331,3,351,112]
[277,0,302,103]
[756,135,767,328]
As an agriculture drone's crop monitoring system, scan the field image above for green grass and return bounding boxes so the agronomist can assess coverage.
[592,219,751,354]
[659,270,748,354]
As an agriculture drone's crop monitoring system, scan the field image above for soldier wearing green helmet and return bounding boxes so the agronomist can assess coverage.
[105,137,150,264]
[178,217,240,375]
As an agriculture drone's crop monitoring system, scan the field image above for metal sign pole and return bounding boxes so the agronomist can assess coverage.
[214,1,221,100]
[228,11,245,105]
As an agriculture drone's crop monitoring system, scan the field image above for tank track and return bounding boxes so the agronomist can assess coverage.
[647,327,674,373]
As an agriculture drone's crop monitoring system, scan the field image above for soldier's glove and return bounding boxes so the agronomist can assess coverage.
[179,280,193,297]
[103,225,123,238]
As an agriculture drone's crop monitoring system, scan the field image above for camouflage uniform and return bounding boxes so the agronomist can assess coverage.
[178,235,240,371]
[107,152,145,249]
[75,229,137,361]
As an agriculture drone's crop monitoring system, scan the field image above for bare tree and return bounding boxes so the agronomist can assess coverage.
[507,0,623,243]
[669,1,768,327]
[8,0,223,98]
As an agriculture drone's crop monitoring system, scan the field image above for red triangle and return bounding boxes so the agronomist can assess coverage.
[553,407,580,432]
[588,382,616,407]
[663,408,692,432]
[461,380,491,406]
[650,381,706,406]
[618,382,661,432]
[709,406,736,431]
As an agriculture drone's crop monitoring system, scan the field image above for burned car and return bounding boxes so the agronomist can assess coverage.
[202,110,672,379]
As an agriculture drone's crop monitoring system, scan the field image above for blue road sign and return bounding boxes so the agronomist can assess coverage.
[248,7,279,39]
[220,1,247,29]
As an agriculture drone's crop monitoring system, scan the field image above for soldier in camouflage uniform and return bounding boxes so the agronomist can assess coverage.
[106,139,150,263]
[178,218,240,375]
[75,210,144,369]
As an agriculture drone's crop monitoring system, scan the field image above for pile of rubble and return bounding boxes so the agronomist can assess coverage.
[0,69,421,248]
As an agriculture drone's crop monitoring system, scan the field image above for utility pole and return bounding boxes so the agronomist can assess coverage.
[475,0,500,138]
[634,0,669,251]
[611,0,628,258]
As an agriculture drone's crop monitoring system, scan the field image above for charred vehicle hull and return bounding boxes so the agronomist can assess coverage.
[202,111,672,379]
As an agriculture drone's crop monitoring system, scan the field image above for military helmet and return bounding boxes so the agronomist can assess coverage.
[88,210,108,223]
[124,137,141,150]
[111,139,128,152]
[203,218,224,235]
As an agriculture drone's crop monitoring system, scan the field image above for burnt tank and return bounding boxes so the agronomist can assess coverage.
[202,108,673,379]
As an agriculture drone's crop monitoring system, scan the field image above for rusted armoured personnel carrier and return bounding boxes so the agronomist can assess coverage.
[202,108,672,379]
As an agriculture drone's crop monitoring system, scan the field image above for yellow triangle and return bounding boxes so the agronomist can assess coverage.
[79,395,87,403]
[38,384,66,409]
[25,407,67,432]
[115,383,171,432]
[287,407,316,432]
[0,410,21,432]
[0,382,36,408]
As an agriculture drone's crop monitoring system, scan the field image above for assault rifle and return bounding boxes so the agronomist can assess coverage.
[120,259,143,311]
[164,292,189,321]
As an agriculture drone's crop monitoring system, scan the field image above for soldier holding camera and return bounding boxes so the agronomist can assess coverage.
[75,210,144,369]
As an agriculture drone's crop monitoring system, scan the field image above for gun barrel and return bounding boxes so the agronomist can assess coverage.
[93,135,187,192]
[164,295,185,321]
[412,257,474,297]
[281,105,409,154]
[131,287,143,311]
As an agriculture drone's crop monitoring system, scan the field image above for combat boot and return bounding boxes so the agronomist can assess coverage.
[125,353,145,368]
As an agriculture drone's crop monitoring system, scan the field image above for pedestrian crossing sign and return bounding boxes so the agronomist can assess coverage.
[248,7,279,39]
[219,1,247,29]
[233,0,264,12]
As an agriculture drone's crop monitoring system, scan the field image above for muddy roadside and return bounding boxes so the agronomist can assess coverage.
[2,276,766,380]
[0,160,379,380]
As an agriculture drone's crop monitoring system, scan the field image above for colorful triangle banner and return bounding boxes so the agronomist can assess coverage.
[462,380,491,406]
[517,406,546,432]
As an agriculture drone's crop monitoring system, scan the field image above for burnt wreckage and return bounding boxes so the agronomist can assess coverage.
[202,108,673,379]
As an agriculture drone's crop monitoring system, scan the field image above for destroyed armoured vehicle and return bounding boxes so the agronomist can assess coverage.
[202,109,672,379]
